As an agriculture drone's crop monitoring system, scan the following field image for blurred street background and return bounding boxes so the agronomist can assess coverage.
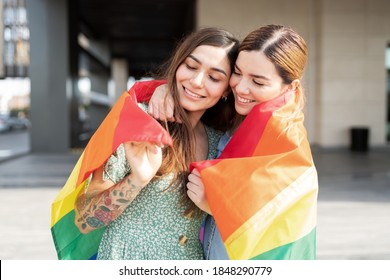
[0,131,389,259]
[0,0,389,260]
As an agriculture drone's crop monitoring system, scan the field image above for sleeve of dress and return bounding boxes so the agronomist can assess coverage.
[102,143,131,184]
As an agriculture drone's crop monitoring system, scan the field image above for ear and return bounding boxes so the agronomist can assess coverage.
[289,79,300,91]
[223,89,232,98]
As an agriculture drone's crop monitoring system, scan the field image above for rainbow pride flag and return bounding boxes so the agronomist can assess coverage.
[51,80,172,260]
[192,90,318,260]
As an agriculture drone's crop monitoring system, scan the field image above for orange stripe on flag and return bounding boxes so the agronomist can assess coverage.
[51,80,172,259]
[191,90,318,259]
[76,96,124,186]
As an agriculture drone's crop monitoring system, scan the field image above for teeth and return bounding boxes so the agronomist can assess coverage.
[237,95,254,103]
[185,87,203,98]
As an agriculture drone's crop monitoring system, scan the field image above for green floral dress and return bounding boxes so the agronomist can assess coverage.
[97,125,222,260]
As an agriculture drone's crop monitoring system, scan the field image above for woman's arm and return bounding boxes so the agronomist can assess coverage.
[75,166,147,233]
[148,84,180,122]
[75,141,163,234]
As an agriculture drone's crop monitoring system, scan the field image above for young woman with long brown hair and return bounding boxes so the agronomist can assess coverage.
[74,27,239,260]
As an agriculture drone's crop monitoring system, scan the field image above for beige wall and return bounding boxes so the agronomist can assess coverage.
[319,0,389,147]
[197,0,390,148]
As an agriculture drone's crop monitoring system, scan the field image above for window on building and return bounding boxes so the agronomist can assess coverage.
[2,0,29,77]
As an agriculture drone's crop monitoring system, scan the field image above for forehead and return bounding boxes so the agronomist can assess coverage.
[188,45,231,72]
[236,50,279,78]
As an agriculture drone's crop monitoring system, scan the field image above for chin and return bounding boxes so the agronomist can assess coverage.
[179,100,199,113]
[234,104,251,116]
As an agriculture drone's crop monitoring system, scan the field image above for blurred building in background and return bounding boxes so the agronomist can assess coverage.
[0,0,29,117]
[1,0,28,77]
[1,0,390,152]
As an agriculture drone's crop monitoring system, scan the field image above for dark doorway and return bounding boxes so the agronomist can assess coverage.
[69,0,197,148]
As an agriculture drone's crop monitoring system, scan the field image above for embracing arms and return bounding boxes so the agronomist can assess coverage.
[75,142,163,234]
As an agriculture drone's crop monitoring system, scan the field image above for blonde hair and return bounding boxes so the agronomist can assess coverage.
[234,24,308,131]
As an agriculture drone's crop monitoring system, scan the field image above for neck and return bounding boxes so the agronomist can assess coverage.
[188,111,208,162]
[187,110,205,129]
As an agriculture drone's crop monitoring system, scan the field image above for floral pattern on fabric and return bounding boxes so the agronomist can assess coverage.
[97,125,222,260]
[102,143,131,184]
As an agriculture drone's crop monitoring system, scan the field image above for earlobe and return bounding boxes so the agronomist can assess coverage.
[290,79,300,91]
[222,89,231,100]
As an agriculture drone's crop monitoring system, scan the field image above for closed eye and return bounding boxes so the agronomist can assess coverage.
[209,75,220,82]
[186,63,197,70]
[253,80,264,86]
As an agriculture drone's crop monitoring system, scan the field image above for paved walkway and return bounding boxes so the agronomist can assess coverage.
[314,149,390,259]
[0,148,389,260]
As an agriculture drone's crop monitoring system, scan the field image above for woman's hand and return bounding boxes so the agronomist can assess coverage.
[148,84,179,122]
[75,142,163,233]
[187,169,211,215]
[123,141,163,186]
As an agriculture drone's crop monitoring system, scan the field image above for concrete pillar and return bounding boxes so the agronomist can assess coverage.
[27,0,70,153]
[111,59,129,101]
[0,2,3,78]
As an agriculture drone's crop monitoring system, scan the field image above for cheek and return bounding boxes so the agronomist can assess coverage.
[209,82,228,98]
[266,88,283,101]
[175,65,188,81]
[251,91,265,103]
[229,76,238,88]
[175,70,181,82]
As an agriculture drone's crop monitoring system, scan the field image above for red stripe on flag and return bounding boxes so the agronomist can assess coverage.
[113,90,172,149]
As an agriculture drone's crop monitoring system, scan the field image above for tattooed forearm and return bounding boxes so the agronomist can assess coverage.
[75,175,145,233]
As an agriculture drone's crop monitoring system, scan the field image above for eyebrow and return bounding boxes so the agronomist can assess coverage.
[235,64,270,81]
[188,55,228,77]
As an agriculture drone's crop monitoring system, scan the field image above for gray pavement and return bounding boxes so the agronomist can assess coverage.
[0,148,389,260]
[0,130,30,162]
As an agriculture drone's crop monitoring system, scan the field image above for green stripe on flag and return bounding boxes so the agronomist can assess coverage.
[51,210,105,260]
[250,228,316,260]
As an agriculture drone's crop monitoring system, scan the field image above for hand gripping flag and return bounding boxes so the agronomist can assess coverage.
[191,90,319,260]
[51,80,172,260]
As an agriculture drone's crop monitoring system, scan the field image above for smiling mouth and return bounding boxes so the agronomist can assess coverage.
[236,95,255,103]
[184,87,204,99]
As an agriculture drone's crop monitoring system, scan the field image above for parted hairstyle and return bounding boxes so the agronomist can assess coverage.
[156,27,239,217]
[232,24,308,130]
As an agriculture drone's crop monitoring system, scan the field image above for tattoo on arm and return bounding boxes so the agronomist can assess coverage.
[75,176,144,232]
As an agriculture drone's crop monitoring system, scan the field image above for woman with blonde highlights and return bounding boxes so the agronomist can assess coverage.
[149,24,316,260]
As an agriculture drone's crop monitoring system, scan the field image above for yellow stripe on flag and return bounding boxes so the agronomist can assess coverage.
[51,153,85,226]
[225,166,318,259]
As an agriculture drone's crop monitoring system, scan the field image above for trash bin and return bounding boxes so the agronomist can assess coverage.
[350,127,369,152]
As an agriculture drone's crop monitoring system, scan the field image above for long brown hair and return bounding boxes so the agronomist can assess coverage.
[232,24,308,131]
[156,27,239,217]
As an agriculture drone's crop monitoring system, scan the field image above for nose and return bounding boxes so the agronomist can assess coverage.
[190,71,205,88]
[234,77,250,95]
